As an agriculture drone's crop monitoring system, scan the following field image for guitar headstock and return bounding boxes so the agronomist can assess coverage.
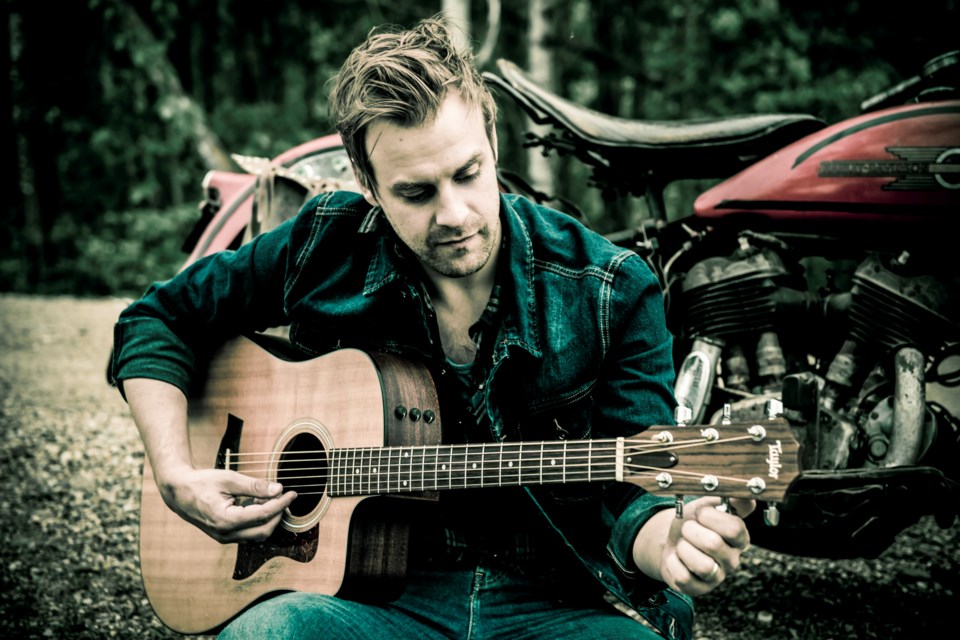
[622,417,801,503]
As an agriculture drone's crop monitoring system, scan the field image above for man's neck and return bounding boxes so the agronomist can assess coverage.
[427,254,499,364]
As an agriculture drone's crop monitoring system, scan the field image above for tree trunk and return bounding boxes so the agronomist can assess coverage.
[442,0,472,53]
[526,0,556,196]
[117,1,236,173]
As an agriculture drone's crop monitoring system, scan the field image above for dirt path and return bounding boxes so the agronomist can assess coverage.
[0,294,185,639]
[1,293,957,640]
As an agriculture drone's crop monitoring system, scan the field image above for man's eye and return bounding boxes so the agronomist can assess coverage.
[403,190,432,203]
[456,170,482,184]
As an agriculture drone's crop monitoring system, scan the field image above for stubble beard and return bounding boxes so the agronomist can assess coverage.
[421,222,496,278]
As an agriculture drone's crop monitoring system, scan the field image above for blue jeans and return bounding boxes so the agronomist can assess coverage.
[218,565,665,639]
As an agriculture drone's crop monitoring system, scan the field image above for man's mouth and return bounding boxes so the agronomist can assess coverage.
[435,231,478,247]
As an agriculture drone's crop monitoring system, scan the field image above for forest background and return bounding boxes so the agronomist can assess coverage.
[3,0,959,298]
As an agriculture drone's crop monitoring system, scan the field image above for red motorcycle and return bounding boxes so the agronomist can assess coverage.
[182,51,960,560]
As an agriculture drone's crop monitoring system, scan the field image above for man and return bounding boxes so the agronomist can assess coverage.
[112,16,752,640]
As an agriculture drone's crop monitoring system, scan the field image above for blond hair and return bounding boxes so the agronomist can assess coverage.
[328,16,498,192]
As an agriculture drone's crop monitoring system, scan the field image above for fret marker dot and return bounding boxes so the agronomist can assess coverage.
[551,459,557,466]
[372,468,377,474]
[442,464,447,470]
[402,480,408,486]
[354,469,359,474]
[508,461,514,468]
[472,462,478,469]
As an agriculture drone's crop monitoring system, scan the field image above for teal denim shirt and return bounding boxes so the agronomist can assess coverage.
[112,190,693,639]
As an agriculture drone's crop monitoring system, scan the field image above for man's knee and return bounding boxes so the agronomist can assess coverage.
[218,592,348,640]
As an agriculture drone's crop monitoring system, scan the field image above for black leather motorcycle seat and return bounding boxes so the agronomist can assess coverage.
[486,58,826,158]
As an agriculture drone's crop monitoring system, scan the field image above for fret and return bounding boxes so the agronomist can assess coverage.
[542,441,564,484]
[502,442,521,486]
[450,444,466,488]
[392,448,401,493]
[430,445,440,492]
[465,445,483,487]
[519,442,537,485]
[359,448,367,494]
[587,442,592,482]
[562,440,567,483]
[403,447,412,492]
[380,447,396,493]
[498,442,503,486]
[352,448,361,495]
[480,443,487,487]
[376,448,384,495]
[565,442,593,482]
[344,448,354,495]
[370,448,379,494]
[414,446,424,492]
[438,445,452,490]
[539,442,544,485]
[330,450,340,496]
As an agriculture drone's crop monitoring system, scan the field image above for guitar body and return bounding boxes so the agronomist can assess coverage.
[138,336,441,634]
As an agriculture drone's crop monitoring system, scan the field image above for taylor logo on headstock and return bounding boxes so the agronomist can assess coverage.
[767,441,783,479]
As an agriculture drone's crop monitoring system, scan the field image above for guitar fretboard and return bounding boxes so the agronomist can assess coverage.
[328,440,627,496]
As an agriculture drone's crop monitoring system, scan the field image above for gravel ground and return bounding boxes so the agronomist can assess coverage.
[1,292,958,640]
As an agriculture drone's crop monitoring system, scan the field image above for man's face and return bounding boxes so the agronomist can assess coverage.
[359,92,501,280]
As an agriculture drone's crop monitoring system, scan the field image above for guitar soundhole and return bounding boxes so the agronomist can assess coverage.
[278,432,327,518]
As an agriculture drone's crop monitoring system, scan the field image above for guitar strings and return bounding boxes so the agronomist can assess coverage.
[210,435,763,494]
[221,434,754,465]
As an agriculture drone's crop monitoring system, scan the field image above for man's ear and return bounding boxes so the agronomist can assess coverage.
[353,168,379,207]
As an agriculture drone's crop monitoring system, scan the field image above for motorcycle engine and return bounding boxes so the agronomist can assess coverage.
[668,230,960,557]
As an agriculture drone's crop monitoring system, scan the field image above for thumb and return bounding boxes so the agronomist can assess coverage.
[729,498,757,518]
[226,473,283,499]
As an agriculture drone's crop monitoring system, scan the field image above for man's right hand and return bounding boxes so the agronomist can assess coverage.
[157,467,298,543]
[122,377,298,544]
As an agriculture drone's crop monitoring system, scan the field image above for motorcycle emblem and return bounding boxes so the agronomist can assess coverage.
[819,146,960,190]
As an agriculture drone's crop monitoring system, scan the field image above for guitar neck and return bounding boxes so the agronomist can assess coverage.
[313,418,800,502]
[325,438,671,496]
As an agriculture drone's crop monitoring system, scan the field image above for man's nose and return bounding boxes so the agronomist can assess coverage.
[434,186,471,228]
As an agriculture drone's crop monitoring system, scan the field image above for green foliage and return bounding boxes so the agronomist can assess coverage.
[54,207,196,298]
[5,0,958,295]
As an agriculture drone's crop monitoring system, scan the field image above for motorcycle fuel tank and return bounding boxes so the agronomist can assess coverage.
[694,100,960,228]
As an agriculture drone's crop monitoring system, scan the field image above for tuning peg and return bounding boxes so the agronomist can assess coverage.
[721,403,732,425]
[674,405,692,426]
[716,496,740,516]
[764,502,781,526]
[764,398,784,419]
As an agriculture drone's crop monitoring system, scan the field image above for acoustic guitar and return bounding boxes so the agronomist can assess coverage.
[138,335,801,633]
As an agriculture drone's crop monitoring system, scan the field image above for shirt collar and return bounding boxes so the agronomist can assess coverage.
[360,193,543,358]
